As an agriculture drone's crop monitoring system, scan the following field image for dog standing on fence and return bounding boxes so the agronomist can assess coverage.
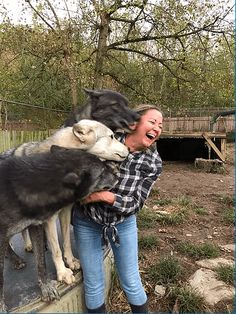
[0,147,118,312]
[6,88,140,275]
[3,119,128,285]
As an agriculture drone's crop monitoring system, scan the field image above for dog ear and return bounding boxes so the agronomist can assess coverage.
[63,172,81,188]
[73,123,96,144]
[50,145,68,153]
[83,88,104,98]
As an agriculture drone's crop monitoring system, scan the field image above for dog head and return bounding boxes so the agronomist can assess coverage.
[72,119,129,161]
[10,147,118,210]
[50,147,118,199]
[81,89,140,132]
[72,120,97,146]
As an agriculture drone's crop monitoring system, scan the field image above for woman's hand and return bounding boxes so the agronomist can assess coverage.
[81,191,116,205]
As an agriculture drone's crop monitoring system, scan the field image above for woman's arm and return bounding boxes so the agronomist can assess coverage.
[82,191,116,205]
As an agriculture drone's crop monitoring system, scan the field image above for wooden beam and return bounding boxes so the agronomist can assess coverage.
[202,132,225,162]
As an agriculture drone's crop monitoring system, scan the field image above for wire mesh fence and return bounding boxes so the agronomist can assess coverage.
[0,99,69,130]
[0,98,234,133]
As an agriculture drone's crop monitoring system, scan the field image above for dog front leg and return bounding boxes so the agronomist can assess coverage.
[44,214,75,285]
[0,234,10,312]
[6,242,26,269]
[28,225,60,302]
[22,228,33,252]
[59,205,80,270]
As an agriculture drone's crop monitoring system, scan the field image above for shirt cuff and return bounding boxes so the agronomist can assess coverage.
[112,193,123,209]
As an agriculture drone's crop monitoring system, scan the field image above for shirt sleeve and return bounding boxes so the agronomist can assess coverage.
[111,151,162,215]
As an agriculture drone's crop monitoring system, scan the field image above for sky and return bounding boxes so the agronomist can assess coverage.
[1,0,235,24]
[0,0,78,24]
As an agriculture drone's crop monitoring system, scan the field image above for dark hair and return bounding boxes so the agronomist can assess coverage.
[135,104,163,116]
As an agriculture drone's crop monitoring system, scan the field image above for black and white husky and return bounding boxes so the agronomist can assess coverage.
[0,147,117,312]
[2,119,128,286]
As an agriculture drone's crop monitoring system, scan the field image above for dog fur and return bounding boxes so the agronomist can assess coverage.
[2,88,139,306]
[63,88,140,131]
[4,119,128,286]
[0,147,117,312]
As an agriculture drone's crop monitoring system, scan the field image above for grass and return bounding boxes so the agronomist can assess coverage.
[138,195,212,229]
[137,208,158,228]
[138,235,159,250]
[152,197,173,206]
[215,265,234,285]
[192,206,209,215]
[176,242,220,259]
[221,206,235,225]
[172,195,193,208]
[168,285,206,313]
[147,256,184,285]
[137,207,188,228]
[215,195,235,225]
[138,195,194,229]
[219,195,235,207]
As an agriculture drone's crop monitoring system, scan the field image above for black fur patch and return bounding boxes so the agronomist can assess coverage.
[63,88,140,131]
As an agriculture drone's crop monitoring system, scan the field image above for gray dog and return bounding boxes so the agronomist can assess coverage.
[63,88,140,131]
[0,146,117,312]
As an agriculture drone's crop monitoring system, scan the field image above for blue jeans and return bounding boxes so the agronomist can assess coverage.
[73,211,147,310]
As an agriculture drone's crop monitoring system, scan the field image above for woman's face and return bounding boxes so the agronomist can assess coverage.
[131,109,163,150]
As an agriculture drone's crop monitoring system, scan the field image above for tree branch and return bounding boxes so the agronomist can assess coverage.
[102,70,153,103]
[45,0,61,29]
[25,0,54,31]
[109,46,188,81]
[108,16,222,48]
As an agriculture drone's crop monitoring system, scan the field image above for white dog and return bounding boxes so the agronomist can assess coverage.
[7,119,128,284]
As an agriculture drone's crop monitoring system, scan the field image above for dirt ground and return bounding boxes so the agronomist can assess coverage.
[109,143,235,313]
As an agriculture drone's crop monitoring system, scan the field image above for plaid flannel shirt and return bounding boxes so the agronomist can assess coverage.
[77,134,162,232]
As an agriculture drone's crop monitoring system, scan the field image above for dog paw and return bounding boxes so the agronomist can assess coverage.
[24,244,33,252]
[65,257,81,270]
[57,267,75,285]
[14,259,26,270]
[0,299,8,312]
[39,279,60,302]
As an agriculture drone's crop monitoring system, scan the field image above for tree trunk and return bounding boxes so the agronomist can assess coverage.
[63,45,78,113]
[93,12,110,89]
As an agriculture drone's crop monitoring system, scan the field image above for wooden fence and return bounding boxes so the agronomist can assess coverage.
[0,115,234,153]
[0,130,53,153]
[163,116,235,133]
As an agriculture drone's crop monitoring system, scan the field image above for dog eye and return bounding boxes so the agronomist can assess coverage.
[110,134,114,139]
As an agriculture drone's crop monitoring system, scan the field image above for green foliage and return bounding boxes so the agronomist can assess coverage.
[137,206,188,229]
[0,0,234,118]
[193,206,209,215]
[172,196,193,208]
[221,207,235,225]
[168,285,206,313]
[156,210,187,226]
[176,242,220,259]
[138,235,159,250]
[219,195,235,207]
[147,256,184,285]
[215,265,234,285]
[138,195,197,229]
[137,208,158,229]
[217,195,235,225]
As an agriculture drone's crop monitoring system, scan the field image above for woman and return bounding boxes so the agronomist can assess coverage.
[73,105,163,313]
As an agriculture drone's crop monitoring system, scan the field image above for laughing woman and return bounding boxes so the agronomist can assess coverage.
[73,104,163,313]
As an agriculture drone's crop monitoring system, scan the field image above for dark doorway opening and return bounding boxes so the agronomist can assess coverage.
[157,138,222,161]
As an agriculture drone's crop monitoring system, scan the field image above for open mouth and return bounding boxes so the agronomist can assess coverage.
[146,133,156,140]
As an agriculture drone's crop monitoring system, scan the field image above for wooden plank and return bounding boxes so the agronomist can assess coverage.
[161,131,226,139]
[163,116,235,133]
[202,132,225,162]
[221,138,227,161]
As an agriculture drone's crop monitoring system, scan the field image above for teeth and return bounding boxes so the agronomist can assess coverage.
[147,133,155,139]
